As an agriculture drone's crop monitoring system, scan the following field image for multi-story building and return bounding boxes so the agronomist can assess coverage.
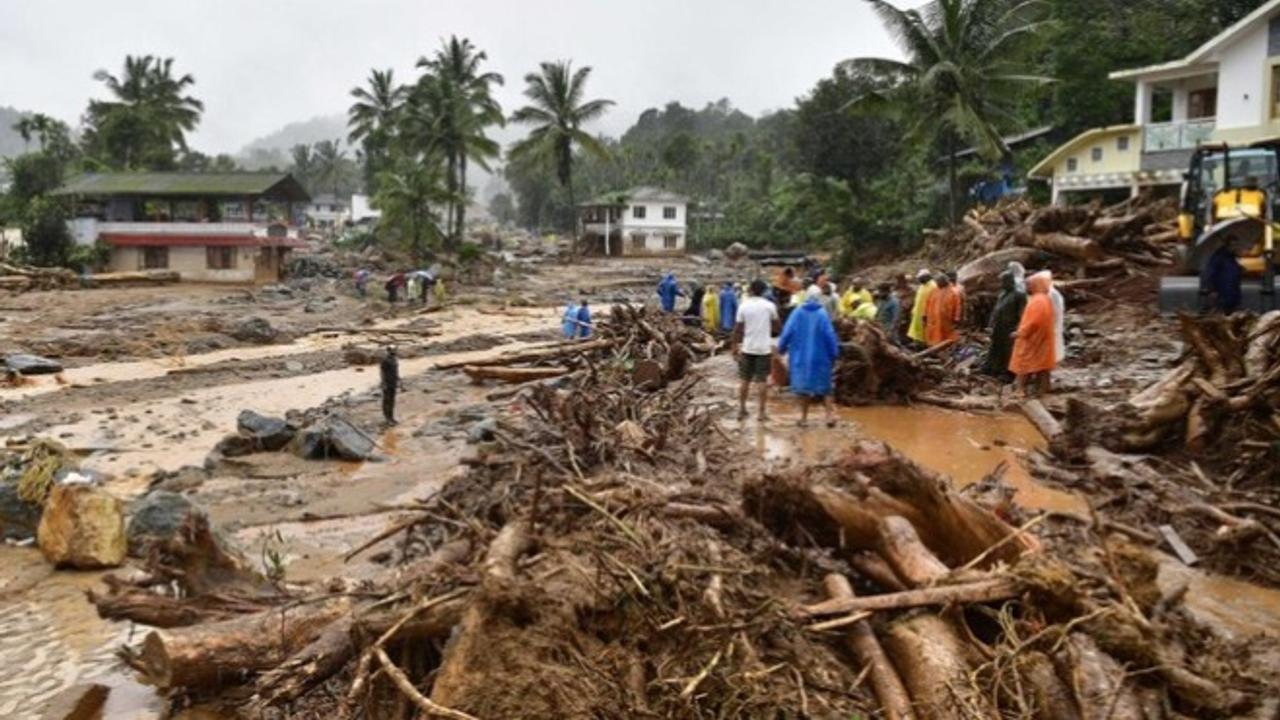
[579,186,688,256]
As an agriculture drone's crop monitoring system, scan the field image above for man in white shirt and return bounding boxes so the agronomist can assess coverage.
[733,279,781,421]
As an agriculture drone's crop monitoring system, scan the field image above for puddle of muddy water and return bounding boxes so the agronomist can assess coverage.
[754,400,1087,516]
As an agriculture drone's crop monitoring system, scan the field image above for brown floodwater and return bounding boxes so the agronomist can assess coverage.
[754,399,1088,516]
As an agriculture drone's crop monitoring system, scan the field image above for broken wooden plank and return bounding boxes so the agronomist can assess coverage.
[1158,524,1199,566]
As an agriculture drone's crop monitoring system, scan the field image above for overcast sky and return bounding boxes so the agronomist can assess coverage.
[0,0,901,154]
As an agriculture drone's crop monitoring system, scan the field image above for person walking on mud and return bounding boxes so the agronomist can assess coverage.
[380,346,403,425]
[733,279,780,422]
[777,286,840,428]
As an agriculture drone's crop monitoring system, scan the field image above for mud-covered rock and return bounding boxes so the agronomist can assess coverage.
[127,491,198,554]
[293,417,375,461]
[343,345,382,366]
[0,481,41,541]
[725,242,750,260]
[228,317,278,344]
[37,484,126,568]
[212,433,257,458]
[236,410,294,450]
[4,353,63,375]
[467,417,498,444]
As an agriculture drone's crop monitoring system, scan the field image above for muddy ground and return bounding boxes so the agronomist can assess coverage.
[1,251,1277,718]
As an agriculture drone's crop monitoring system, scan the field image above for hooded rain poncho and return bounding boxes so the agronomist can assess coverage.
[702,287,720,332]
[924,284,962,346]
[562,302,580,339]
[981,271,1025,379]
[907,280,936,343]
[718,285,739,333]
[657,274,680,312]
[777,293,840,397]
[1009,273,1056,376]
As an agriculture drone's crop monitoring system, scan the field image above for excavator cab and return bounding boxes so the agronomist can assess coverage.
[1159,143,1280,313]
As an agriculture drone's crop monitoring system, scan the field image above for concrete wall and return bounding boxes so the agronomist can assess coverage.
[1217,20,1269,129]
[620,227,686,256]
[108,245,258,282]
[620,202,685,231]
[1046,128,1142,179]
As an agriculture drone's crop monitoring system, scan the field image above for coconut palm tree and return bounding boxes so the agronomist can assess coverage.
[290,144,316,190]
[313,139,349,197]
[508,61,614,239]
[85,54,204,169]
[842,0,1049,223]
[12,113,56,151]
[374,155,458,264]
[348,68,409,193]
[412,36,505,246]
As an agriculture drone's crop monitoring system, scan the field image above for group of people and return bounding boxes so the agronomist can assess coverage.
[978,262,1065,397]
[560,294,594,340]
[353,268,444,307]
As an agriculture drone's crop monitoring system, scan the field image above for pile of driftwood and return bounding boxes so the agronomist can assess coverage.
[833,318,941,405]
[947,195,1181,312]
[1037,311,1280,584]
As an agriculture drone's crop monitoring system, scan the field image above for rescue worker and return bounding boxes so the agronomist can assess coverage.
[907,269,936,346]
[733,279,780,421]
[1204,245,1244,314]
[874,283,899,337]
[702,282,721,332]
[924,273,962,347]
[380,346,402,425]
[718,282,739,334]
[561,296,581,340]
[1009,272,1057,398]
[684,284,706,326]
[657,273,681,313]
[777,286,840,428]
[576,296,593,339]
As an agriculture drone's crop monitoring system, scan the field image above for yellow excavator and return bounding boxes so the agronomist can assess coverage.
[1159,142,1279,313]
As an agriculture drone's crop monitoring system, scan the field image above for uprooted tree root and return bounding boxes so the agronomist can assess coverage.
[88,311,1279,719]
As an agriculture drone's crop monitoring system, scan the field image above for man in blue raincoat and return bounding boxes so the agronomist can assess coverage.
[718,282,739,334]
[657,273,682,313]
[561,296,581,339]
[777,286,840,427]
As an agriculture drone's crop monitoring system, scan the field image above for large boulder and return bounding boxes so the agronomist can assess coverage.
[37,484,126,568]
[0,481,41,541]
[236,410,294,451]
[293,417,375,461]
[126,491,197,555]
[228,317,279,344]
[725,242,750,261]
[4,353,63,375]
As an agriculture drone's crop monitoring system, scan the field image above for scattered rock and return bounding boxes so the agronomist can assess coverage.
[708,249,725,261]
[304,297,335,314]
[293,417,376,461]
[37,484,126,568]
[4,353,63,375]
[0,481,41,541]
[127,491,197,554]
[236,410,294,451]
[213,433,258,458]
[725,242,750,260]
[228,317,279,344]
[343,345,382,366]
[467,418,498,444]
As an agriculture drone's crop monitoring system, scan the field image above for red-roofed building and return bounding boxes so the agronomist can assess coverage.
[54,172,311,283]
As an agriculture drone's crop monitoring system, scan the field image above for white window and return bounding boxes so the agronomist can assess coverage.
[1066,157,1078,173]
[1091,147,1103,162]
[630,233,646,250]
[1117,136,1129,151]
[663,206,677,220]
[664,234,679,249]
[632,205,646,220]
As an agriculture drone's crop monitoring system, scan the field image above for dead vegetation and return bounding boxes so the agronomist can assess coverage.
[83,307,1280,719]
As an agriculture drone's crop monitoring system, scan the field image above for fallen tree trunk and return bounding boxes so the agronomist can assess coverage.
[462,365,569,383]
[822,574,916,720]
[800,577,1020,617]
[128,598,353,690]
[1024,232,1104,263]
[1021,399,1063,442]
[883,615,985,720]
[436,339,614,370]
[1058,633,1145,720]
[878,516,950,587]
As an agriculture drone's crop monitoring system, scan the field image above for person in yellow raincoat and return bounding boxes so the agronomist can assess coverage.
[702,284,720,333]
[851,296,877,321]
[838,278,873,318]
[906,269,935,345]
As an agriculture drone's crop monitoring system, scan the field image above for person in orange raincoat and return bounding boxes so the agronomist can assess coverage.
[1009,271,1057,397]
[923,273,962,346]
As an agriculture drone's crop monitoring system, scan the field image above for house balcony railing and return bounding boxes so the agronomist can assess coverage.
[1143,118,1216,152]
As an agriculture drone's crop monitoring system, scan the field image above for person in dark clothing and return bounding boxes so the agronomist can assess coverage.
[576,297,593,338]
[981,270,1027,382]
[385,272,406,303]
[684,284,706,326]
[1203,245,1244,314]
[380,346,402,425]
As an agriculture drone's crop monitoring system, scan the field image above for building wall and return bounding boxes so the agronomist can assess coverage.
[1217,20,1269,129]
[619,226,686,256]
[1044,129,1142,180]
[619,202,685,231]
[108,245,258,282]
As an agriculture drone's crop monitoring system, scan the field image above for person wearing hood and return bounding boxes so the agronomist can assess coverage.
[1008,261,1027,293]
[981,270,1025,381]
[874,283,899,336]
[924,273,962,347]
[657,273,682,313]
[777,286,841,427]
[840,278,873,318]
[684,284,706,326]
[1009,272,1057,397]
[1048,276,1066,364]
[1204,245,1244,313]
[561,296,581,340]
[820,280,840,319]
[576,295,593,339]
[907,269,936,345]
[718,282,739,334]
[702,283,721,332]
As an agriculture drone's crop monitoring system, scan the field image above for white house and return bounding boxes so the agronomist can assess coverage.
[1030,0,1280,204]
[350,194,381,224]
[578,186,688,256]
[304,193,350,230]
